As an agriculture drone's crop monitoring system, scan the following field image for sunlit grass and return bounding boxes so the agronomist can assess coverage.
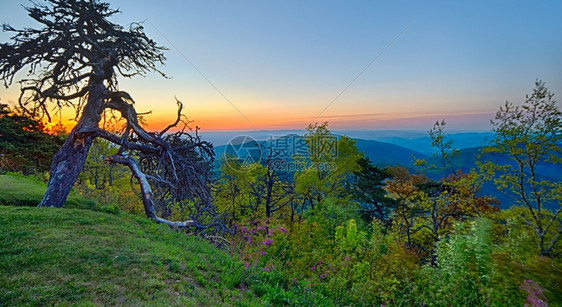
[0,174,94,209]
[0,206,252,306]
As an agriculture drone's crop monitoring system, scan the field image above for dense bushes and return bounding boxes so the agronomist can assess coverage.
[0,104,65,174]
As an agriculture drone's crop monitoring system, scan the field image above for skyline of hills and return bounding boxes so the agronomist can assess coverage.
[213,131,561,210]
[204,129,494,154]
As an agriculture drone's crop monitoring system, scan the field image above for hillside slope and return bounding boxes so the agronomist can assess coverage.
[0,206,252,306]
[354,138,425,167]
[0,174,94,209]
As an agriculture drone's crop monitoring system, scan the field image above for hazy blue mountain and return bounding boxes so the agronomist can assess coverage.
[201,129,495,156]
[214,135,425,168]
[200,130,306,147]
[212,131,560,210]
[425,146,562,179]
[354,138,425,167]
[334,130,494,156]
[424,147,562,209]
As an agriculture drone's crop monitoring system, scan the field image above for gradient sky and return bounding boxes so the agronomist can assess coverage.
[1,0,561,132]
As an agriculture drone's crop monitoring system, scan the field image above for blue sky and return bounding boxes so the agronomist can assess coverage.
[1,0,561,131]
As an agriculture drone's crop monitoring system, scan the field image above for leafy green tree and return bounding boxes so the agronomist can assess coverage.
[294,122,362,210]
[428,120,460,175]
[483,80,561,256]
[0,103,65,174]
[384,166,427,249]
[79,138,121,189]
[335,219,366,254]
[417,173,498,265]
[215,155,264,224]
[74,138,144,214]
[254,151,296,220]
[410,119,500,263]
[352,156,395,226]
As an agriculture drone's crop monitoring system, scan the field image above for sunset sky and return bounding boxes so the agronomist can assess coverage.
[1,0,561,132]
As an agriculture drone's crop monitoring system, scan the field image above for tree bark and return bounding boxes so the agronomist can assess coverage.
[107,155,195,228]
[38,83,106,208]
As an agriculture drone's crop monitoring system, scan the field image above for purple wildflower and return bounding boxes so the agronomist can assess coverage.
[520,280,548,307]
[278,226,288,233]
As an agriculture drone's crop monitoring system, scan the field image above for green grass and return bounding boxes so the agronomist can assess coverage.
[0,206,255,306]
[0,174,95,209]
[0,174,330,306]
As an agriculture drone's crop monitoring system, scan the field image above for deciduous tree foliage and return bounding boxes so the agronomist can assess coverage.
[383,166,427,249]
[483,80,561,255]
[386,121,499,262]
[0,0,221,230]
[0,103,65,174]
[428,120,460,175]
[352,156,395,226]
[294,122,362,210]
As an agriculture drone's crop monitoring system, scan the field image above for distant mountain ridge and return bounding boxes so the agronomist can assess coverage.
[353,138,425,167]
[214,133,561,210]
[214,135,425,168]
[202,130,494,156]
[424,146,562,209]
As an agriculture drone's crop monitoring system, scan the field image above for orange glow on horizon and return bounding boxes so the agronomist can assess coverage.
[141,109,497,132]
[2,93,496,133]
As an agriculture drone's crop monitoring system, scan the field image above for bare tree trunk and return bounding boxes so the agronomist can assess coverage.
[107,155,195,228]
[38,83,106,208]
[264,170,274,218]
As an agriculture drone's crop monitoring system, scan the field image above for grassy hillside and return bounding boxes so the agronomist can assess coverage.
[0,206,254,306]
[0,174,95,209]
[0,175,331,306]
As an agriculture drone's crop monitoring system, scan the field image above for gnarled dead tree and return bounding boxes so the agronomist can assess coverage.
[0,0,224,231]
